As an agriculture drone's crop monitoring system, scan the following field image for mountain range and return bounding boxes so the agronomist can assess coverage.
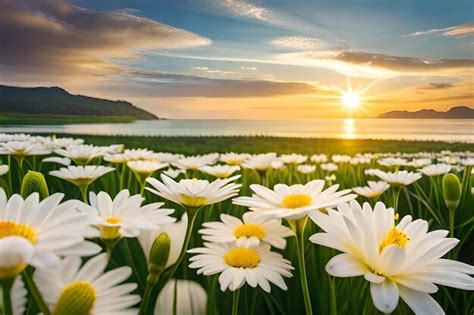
[0,85,157,120]
[378,106,474,119]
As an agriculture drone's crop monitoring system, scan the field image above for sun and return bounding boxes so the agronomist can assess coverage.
[341,91,360,109]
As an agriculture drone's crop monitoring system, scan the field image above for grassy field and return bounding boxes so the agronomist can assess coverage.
[62,134,474,155]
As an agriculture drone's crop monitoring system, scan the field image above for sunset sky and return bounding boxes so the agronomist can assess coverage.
[1,0,473,119]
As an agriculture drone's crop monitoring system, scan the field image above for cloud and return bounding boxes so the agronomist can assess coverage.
[407,23,474,37]
[276,50,474,78]
[192,67,235,75]
[212,0,273,22]
[102,70,318,97]
[240,66,258,71]
[0,0,211,80]
[418,83,455,90]
[271,36,329,50]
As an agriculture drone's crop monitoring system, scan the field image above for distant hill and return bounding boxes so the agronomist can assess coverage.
[0,85,158,120]
[379,106,474,119]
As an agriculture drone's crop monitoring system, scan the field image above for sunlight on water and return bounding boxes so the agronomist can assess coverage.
[1,119,473,142]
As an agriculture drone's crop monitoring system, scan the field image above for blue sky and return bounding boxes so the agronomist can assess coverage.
[1,0,472,118]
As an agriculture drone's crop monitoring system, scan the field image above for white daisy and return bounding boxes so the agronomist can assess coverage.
[11,277,27,315]
[419,164,452,177]
[123,148,155,161]
[41,137,84,149]
[138,214,187,268]
[332,155,351,163]
[188,243,294,292]
[353,181,390,199]
[154,279,207,315]
[127,160,168,180]
[309,200,474,314]
[200,164,240,178]
[34,253,140,315]
[297,164,316,174]
[49,165,115,187]
[55,144,107,165]
[79,189,175,241]
[0,141,51,158]
[280,154,307,165]
[104,153,130,164]
[310,154,327,163]
[320,163,338,172]
[173,153,219,170]
[146,174,241,209]
[373,170,422,186]
[220,152,251,166]
[405,158,432,168]
[233,180,356,220]
[149,152,182,163]
[378,157,407,167]
[0,190,100,278]
[241,153,278,172]
[199,212,293,249]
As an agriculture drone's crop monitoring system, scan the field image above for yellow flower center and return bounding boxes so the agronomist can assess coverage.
[234,224,266,239]
[0,221,37,244]
[100,217,122,240]
[282,194,312,208]
[53,281,96,315]
[379,227,409,252]
[226,160,242,166]
[180,195,207,208]
[224,247,260,268]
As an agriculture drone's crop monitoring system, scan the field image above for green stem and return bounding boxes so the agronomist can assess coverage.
[22,268,51,315]
[329,277,337,315]
[1,278,13,315]
[231,289,240,315]
[119,163,126,190]
[289,217,313,315]
[139,283,154,315]
[449,209,456,238]
[79,185,89,203]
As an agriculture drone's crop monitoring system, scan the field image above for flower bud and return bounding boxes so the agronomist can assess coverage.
[52,281,96,315]
[21,171,49,200]
[147,233,170,285]
[442,173,461,211]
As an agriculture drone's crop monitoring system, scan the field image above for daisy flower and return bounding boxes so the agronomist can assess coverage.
[199,212,293,249]
[149,152,182,163]
[104,153,130,164]
[233,180,356,220]
[41,137,84,149]
[0,190,100,279]
[320,163,338,172]
[310,154,327,163]
[377,157,407,168]
[123,148,155,161]
[309,200,474,314]
[220,152,251,166]
[406,158,432,168]
[297,164,316,174]
[419,164,452,177]
[34,253,140,314]
[163,168,186,179]
[127,160,168,181]
[0,141,51,158]
[188,243,293,292]
[55,144,107,165]
[146,174,241,209]
[173,153,219,170]
[353,181,390,199]
[280,154,308,165]
[138,214,187,268]
[241,153,278,172]
[154,279,207,315]
[373,170,422,186]
[49,165,115,187]
[79,189,175,241]
[331,155,351,163]
[200,165,240,178]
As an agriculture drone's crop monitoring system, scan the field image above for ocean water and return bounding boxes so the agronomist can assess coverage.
[1,119,473,142]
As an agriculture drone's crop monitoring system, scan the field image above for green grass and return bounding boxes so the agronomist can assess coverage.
[67,134,474,155]
[0,114,144,125]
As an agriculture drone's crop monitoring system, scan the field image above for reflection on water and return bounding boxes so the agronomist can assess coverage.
[343,118,356,139]
[0,119,473,142]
